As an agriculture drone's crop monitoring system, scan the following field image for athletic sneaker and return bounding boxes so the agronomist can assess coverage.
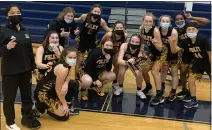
[81,90,88,101]
[68,104,79,115]
[183,95,192,102]
[92,87,105,97]
[21,112,41,129]
[142,84,152,94]
[112,82,119,89]
[176,89,189,100]
[136,90,146,99]
[150,95,165,105]
[113,86,123,96]
[166,91,176,102]
[6,124,20,130]
[184,99,199,108]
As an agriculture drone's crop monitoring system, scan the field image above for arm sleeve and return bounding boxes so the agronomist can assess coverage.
[0,29,8,57]
[48,20,59,32]
[106,58,112,71]
[84,50,98,77]
[28,33,36,70]
[70,22,77,39]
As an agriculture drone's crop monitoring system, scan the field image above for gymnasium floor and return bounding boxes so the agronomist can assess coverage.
[0,70,211,130]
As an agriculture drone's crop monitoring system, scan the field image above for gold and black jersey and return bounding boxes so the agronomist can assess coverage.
[38,46,60,75]
[159,27,178,61]
[80,48,112,81]
[79,14,101,42]
[179,33,211,65]
[141,26,163,61]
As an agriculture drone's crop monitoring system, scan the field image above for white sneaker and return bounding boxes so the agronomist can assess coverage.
[6,124,20,130]
[136,90,146,99]
[113,86,123,96]
[112,83,119,89]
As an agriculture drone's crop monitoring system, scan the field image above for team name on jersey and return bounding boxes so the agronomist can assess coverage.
[142,35,153,46]
[161,38,169,45]
[85,23,99,30]
[189,46,203,59]
[96,59,107,68]
[113,42,122,47]
[44,54,57,61]
[179,33,187,41]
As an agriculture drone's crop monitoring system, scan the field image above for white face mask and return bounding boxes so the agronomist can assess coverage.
[49,43,59,47]
[64,19,73,24]
[187,32,197,39]
[66,58,76,66]
[160,22,170,29]
[144,26,152,33]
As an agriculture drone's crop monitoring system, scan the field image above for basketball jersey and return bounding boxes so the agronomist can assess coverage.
[111,31,125,51]
[79,14,101,42]
[36,61,70,97]
[141,26,162,58]
[176,26,187,43]
[159,27,178,61]
[123,44,140,60]
[38,46,61,75]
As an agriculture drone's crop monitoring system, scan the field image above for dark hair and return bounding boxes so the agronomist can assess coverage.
[112,21,125,44]
[90,4,102,13]
[87,4,102,27]
[174,13,186,21]
[186,22,199,29]
[60,47,77,61]
[5,4,22,16]
[129,34,143,45]
[42,31,59,48]
[57,7,75,21]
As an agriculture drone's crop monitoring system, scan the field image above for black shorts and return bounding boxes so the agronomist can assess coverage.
[190,59,211,79]
[78,38,96,55]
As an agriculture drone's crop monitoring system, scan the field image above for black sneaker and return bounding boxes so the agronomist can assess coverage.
[183,95,192,102]
[184,99,199,108]
[150,95,165,105]
[166,92,176,102]
[68,104,80,116]
[21,112,41,129]
[142,84,152,94]
[31,109,40,119]
[176,89,189,100]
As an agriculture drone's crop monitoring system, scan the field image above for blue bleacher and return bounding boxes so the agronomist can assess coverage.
[0,1,210,43]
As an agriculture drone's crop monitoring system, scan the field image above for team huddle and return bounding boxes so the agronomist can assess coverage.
[0,3,211,130]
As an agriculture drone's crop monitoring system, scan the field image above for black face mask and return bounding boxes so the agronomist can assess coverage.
[115,30,123,35]
[104,48,114,55]
[8,15,22,25]
[129,44,140,50]
[91,13,101,19]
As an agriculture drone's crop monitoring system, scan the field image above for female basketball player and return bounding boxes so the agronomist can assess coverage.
[35,31,63,82]
[34,47,79,121]
[100,21,128,89]
[0,4,40,130]
[159,15,179,101]
[174,12,210,100]
[77,40,116,100]
[169,22,211,108]
[47,7,80,47]
[140,13,166,105]
[113,34,149,99]
[74,4,111,100]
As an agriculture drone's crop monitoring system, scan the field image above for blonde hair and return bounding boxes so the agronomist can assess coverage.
[142,13,154,22]
[57,7,75,21]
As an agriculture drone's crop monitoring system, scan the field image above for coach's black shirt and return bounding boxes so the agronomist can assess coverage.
[0,24,35,75]
[82,48,112,80]
[179,33,211,65]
